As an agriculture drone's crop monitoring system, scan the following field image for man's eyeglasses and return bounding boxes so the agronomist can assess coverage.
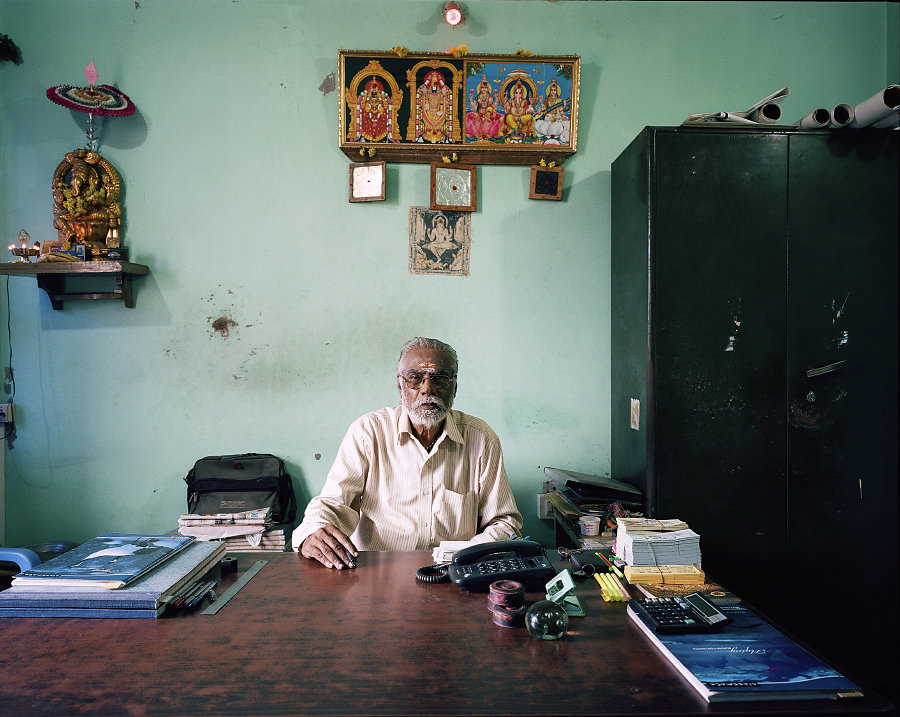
[399,371,456,390]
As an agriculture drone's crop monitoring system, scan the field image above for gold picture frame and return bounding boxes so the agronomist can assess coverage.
[430,163,476,212]
[529,165,564,201]
[349,161,386,202]
[339,50,580,166]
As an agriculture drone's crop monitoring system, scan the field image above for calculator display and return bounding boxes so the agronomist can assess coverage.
[683,593,729,623]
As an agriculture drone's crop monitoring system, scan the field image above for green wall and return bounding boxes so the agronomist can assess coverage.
[1,0,897,547]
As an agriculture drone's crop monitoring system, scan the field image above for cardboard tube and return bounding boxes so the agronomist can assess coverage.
[829,103,855,128]
[797,108,830,129]
[872,110,900,129]
[749,102,782,124]
[849,84,900,128]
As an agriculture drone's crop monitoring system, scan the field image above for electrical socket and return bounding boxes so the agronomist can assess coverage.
[537,492,554,520]
[0,402,13,423]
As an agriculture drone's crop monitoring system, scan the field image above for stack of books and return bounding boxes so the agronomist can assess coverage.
[616,518,702,568]
[178,508,290,553]
[0,534,226,619]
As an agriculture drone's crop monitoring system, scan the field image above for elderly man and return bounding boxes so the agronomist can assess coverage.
[292,337,523,569]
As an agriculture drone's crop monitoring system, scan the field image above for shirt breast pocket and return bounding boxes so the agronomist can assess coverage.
[434,488,477,540]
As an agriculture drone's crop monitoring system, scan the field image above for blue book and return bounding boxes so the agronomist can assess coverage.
[0,607,160,619]
[12,533,195,589]
[0,541,226,616]
[627,602,864,703]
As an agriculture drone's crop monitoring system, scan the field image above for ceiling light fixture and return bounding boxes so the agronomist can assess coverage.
[443,1,465,27]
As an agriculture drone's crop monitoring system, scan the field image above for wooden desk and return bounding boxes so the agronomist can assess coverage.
[0,552,893,716]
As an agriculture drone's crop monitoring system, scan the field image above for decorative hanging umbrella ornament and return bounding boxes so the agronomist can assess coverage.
[46,62,135,150]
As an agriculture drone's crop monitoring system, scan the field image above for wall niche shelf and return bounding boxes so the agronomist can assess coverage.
[0,261,149,310]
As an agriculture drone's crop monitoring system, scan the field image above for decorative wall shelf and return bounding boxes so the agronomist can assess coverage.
[0,261,149,310]
[339,143,574,167]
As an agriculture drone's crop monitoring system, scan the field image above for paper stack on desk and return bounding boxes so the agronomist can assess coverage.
[178,508,290,552]
[624,565,706,584]
[616,517,689,535]
[618,527,702,568]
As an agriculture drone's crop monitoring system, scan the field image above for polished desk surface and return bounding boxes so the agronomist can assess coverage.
[0,551,893,716]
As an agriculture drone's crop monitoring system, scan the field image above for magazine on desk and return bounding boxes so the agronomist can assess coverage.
[627,602,864,703]
[12,533,195,589]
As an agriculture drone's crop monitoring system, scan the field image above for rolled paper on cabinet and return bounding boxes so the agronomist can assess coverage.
[849,84,900,128]
[829,103,855,128]
[871,110,900,129]
[748,102,782,124]
[796,108,831,129]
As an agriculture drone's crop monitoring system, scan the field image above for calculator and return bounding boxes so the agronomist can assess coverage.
[630,593,732,633]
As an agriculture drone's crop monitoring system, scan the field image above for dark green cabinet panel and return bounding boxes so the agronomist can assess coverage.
[611,127,898,704]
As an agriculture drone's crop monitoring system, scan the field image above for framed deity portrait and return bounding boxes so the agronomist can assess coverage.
[430,163,476,212]
[408,206,471,276]
[348,161,386,202]
[529,165,564,200]
[339,50,580,167]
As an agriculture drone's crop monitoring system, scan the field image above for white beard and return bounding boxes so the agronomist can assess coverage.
[403,393,452,430]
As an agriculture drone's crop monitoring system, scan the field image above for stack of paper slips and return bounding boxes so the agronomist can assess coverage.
[616,517,689,535]
[619,528,702,568]
[624,565,705,584]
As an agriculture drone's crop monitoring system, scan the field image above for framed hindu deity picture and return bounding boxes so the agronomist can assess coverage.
[339,50,580,166]
[430,163,476,212]
[408,206,471,276]
[529,165,564,200]
[349,161,386,202]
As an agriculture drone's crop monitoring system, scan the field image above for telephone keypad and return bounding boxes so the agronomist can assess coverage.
[459,556,544,577]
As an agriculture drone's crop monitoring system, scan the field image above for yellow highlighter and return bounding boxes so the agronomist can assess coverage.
[594,572,628,602]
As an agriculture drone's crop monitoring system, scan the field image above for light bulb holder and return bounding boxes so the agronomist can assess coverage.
[443,1,465,27]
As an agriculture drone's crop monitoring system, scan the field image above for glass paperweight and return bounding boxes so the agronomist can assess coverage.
[525,599,569,640]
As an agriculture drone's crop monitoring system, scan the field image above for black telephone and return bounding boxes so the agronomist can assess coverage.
[446,540,556,591]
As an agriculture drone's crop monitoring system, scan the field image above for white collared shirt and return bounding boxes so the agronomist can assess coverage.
[291,405,522,551]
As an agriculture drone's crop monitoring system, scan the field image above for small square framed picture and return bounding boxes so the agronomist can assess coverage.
[349,161,386,202]
[529,165,564,201]
[430,163,476,212]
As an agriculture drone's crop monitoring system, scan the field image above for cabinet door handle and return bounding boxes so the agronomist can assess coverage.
[806,360,846,378]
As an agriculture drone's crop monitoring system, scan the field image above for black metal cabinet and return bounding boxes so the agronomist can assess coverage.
[611,126,898,702]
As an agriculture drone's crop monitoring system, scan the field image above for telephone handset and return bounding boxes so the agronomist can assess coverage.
[446,540,556,591]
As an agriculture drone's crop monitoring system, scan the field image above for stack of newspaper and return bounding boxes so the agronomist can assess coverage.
[178,508,289,553]
[616,518,701,568]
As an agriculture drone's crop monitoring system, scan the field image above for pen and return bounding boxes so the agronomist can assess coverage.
[175,579,214,610]
[171,579,203,610]
[595,551,625,579]
[186,580,217,609]
[344,549,357,568]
